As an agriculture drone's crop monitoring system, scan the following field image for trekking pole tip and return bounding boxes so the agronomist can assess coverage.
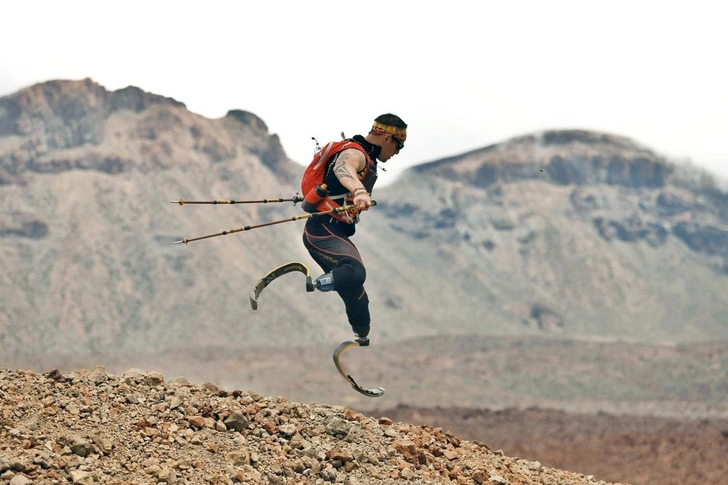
[173,238,188,245]
[172,199,185,205]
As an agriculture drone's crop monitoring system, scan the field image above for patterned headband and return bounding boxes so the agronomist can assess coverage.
[371,121,407,142]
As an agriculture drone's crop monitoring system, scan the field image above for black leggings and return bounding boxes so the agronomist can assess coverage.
[302,221,370,336]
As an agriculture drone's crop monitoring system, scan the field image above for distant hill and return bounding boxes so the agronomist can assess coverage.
[369,129,728,343]
[0,78,310,361]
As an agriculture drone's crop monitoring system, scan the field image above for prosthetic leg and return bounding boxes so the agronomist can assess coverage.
[251,262,385,398]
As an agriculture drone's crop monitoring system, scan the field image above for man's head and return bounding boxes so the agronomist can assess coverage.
[365,113,407,162]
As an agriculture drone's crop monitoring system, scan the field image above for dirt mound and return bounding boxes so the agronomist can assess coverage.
[0,367,629,485]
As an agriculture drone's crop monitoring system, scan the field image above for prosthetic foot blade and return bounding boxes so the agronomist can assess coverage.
[332,340,385,398]
[250,262,312,310]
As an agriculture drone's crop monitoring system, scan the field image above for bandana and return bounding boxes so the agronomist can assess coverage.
[371,121,407,142]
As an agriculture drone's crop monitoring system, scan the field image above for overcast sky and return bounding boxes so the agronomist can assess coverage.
[2,0,726,185]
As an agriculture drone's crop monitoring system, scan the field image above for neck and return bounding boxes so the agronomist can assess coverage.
[352,135,381,162]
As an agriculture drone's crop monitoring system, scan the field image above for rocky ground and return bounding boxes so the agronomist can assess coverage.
[376,405,728,485]
[0,367,627,485]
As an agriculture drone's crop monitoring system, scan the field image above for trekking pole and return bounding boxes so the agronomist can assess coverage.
[171,195,303,205]
[173,201,376,245]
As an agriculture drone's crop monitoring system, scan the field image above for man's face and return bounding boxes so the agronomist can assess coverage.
[379,134,404,162]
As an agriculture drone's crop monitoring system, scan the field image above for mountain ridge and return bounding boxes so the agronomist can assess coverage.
[412,128,726,194]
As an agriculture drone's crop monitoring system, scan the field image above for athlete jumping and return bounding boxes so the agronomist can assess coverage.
[301,113,407,343]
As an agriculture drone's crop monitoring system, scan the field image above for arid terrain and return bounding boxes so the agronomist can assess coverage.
[375,405,728,485]
[3,366,726,485]
[2,79,727,485]
[5,335,727,485]
[1,367,631,485]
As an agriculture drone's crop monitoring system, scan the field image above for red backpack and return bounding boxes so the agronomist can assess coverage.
[299,139,368,220]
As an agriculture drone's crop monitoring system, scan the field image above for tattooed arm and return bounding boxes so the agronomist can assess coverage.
[332,149,372,210]
[332,149,366,191]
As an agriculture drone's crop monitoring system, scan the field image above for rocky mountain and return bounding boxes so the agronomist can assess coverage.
[371,130,728,343]
[0,366,629,485]
[0,78,308,361]
[1,79,727,418]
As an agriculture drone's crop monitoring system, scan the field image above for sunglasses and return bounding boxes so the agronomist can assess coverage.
[391,136,404,151]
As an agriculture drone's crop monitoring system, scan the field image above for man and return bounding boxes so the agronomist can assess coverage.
[302,113,407,343]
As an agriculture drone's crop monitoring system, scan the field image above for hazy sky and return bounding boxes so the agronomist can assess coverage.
[2,1,726,184]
